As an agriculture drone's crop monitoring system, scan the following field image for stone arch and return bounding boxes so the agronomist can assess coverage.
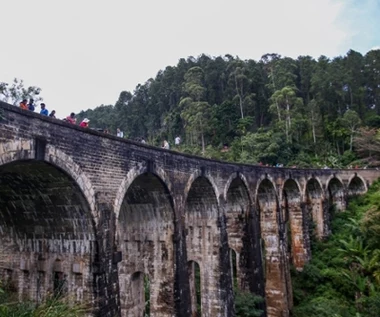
[184,170,220,207]
[185,175,222,316]
[0,141,97,222]
[0,159,97,305]
[117,171,175,317]
[305,177,326,239]
[280,178,303,202]
[224,173,251,291]
[45,145,97,219]
[223,172,251,202]
[256,178,290,316]
[303,177,324,199]
[327,176,345,211]
[282,179,308,270]
[255,174,277,198]
[114,164,175,220]
[348,174,367,196]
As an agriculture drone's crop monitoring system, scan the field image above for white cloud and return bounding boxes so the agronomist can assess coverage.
[0,0,369,118]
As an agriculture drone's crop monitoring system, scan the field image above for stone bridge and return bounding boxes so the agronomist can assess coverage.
[0,101,379,317]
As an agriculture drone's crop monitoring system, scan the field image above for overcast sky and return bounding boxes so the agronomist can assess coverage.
[1,0,379,118]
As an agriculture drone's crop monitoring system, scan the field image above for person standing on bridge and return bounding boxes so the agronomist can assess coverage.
[79,118,90,128]
[49,110,56,118]
[65,112,76,124]
[40,103,49,116]
[19,99,28,110]
[28,98,35,111]
[162,140,170,149]
[117,128,124,138]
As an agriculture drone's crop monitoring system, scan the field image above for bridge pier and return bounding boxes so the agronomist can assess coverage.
[257,179,291,317]
[282,179,310,270]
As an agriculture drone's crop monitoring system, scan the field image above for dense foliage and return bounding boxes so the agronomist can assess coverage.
[76,49,380,167]
[235,290,264,317]
[292,181,380,317]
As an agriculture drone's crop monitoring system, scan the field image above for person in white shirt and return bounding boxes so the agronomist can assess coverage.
[163,140,170,149]
[175,136,181,145]
[117,128,124,138]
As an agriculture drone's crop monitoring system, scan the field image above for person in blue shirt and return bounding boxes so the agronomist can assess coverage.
[28,98,35,111]
[40,103,49,116]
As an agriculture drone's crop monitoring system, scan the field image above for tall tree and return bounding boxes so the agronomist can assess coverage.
[341,109,361,151]
[179,66,212,154]
[269,86,303,142]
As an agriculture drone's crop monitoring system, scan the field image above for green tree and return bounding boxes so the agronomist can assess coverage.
[180,67,212,154]
[227,59,255,119]
[0,78,42,105]
[269,86,303,142]
[341,110,361,151]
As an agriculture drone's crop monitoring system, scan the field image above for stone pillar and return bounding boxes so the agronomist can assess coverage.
[186,218,224,317]
[308,197,326,239]
[287,201,310,270]
[94,200,121,317]
[300,202,312,262]
[260,200,290,317]
[174,202,192,317]
[218,212,234,317]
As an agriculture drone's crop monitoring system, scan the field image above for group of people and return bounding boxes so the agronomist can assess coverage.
[63,112,90,127]
[18,99,183,145]
[161,136,181,149]
[19,99,90,127]
[19,98,56,118]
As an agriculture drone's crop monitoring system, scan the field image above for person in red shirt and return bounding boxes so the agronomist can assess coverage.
[19,99,28,110]
[66,112,76,124]
[79,118,90,128]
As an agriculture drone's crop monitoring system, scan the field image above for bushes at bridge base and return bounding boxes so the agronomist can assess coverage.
[234,289,264,317]
[0,285,89,317]
[291,180,380,317]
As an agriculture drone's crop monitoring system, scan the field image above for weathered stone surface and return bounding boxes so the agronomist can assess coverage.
[1,101,380,317]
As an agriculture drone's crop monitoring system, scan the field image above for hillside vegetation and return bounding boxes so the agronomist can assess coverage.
[77,49,380,167]
[292,181,380,317]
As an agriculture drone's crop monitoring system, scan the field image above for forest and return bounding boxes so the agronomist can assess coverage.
[292,181,380,317]
[75,49,380,168]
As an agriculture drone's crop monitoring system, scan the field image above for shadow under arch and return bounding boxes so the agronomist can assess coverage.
[224,173,260,293]
[327,176,345,211]
[116,171,176,317]
[223,172,251,202]
[0,159,97,306]
[184,171,220,208]
[305,177,326,239]
[113,165,175,220]
[348,174,367,196]
[0,142,97,221]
